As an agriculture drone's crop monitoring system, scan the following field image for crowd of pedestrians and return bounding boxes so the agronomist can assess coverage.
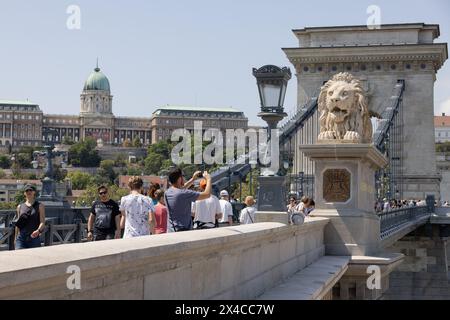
[13,166,261,250]
[374,198,427,213]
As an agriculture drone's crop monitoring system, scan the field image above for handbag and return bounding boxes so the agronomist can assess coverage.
[14,203,37,229]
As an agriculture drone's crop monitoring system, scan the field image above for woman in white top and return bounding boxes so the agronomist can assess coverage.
[120,177,156,238]
[239,196,256,224]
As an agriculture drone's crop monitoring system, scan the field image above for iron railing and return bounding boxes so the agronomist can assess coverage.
[0,210,89,250]
[379,205,430,240]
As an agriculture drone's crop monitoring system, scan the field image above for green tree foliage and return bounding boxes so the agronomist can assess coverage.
[126,165,143,176]
[89,159,117,185]
[16,153,32,168]
[67,171,94,190]
[0,169,6,179]
[132,136,143,148]
[14,191,26,206]
[68,138,101,167]
[436,142,450,153]
[75,184,129,207]
[62,136,75,145]
[0,202,17,210]
[114,153,127,167]
[148,140,172,158]
[144,153,165,175]
[0,155,11,169]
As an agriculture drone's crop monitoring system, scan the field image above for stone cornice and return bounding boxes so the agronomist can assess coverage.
[283,43,448,70]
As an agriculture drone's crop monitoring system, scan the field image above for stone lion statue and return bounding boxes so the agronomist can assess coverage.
[317,72,372,143]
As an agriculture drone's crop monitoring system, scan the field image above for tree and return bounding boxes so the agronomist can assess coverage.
[126,165,142,176]
[67,171,94,190]
[62,136,75,145]
[114,153,127,167]
[0,169,6,179]
[14,191,25,206]
[144,153,164,175]
[148,140,171,159]
[68,138,101,167]
[0,155,11,169]
[132,136,143,148]
[122,139,132,148]
[16,153,32,168]
[97,160,116,184]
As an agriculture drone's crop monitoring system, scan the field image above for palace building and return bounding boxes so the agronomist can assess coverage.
[1,64,248,150]
[42,65,152,145]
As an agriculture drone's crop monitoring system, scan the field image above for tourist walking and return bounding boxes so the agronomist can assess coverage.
[14,184,45,250]
[218,190,233,226]
[239,196,257,224]
[120,177,156,238]
[87,185,121,241]
[164,167,212,232]
[153,189,168,234]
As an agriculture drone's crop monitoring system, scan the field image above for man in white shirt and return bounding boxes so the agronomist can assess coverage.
[239,196,257,224]
[192,179,222,229]
[218,190,233,226]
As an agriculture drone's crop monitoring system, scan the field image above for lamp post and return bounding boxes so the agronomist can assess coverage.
[38,128,60,200]
[253,65,291,212]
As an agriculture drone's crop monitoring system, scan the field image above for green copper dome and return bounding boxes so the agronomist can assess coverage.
[83,67,110,92]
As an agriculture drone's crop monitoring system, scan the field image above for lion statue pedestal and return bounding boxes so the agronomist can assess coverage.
[300,73,388,256]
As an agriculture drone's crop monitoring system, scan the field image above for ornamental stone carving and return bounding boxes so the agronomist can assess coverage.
[318,72,373,143]
[323,169,351,203]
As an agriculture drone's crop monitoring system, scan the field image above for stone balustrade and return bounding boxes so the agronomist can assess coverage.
[0,218,328,300]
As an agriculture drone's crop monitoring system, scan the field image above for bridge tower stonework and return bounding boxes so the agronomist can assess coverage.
[283,23,448,200]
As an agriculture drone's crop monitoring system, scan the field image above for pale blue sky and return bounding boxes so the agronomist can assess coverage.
[0,0,449,125]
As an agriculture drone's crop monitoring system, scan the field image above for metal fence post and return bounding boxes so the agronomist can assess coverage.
[74,221,82,243]
[44,219,54,246]
[8,222,16,251]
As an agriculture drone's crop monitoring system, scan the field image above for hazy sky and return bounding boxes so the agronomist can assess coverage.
[0,0,449,125]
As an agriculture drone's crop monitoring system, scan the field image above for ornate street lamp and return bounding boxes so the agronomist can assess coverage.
[252,65,291,212]
[38,128,60,200]
[253,65,291,133]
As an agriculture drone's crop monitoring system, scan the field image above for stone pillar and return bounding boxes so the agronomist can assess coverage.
[300,144,388,256]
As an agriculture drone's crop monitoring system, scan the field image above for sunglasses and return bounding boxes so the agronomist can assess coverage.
[99,191,108,195]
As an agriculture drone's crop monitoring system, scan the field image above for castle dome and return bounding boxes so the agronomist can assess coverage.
[83,66,110,92]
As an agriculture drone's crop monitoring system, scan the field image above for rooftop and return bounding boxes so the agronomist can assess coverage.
[435,115,450,127]
[0,100,38,106]
[153,105,242,114]
[293,23,440,37]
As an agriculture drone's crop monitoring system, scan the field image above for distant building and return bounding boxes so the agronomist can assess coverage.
[42,65,152,145]
[2,63,249,150]
[435,113,450,143]
[0,100,43,149]
[0,179,42,202]
[151,105,248,142]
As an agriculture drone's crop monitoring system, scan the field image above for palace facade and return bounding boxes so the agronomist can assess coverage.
[1,64,248,150]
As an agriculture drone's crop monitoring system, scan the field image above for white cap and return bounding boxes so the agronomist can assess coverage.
[220,190,229,197]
